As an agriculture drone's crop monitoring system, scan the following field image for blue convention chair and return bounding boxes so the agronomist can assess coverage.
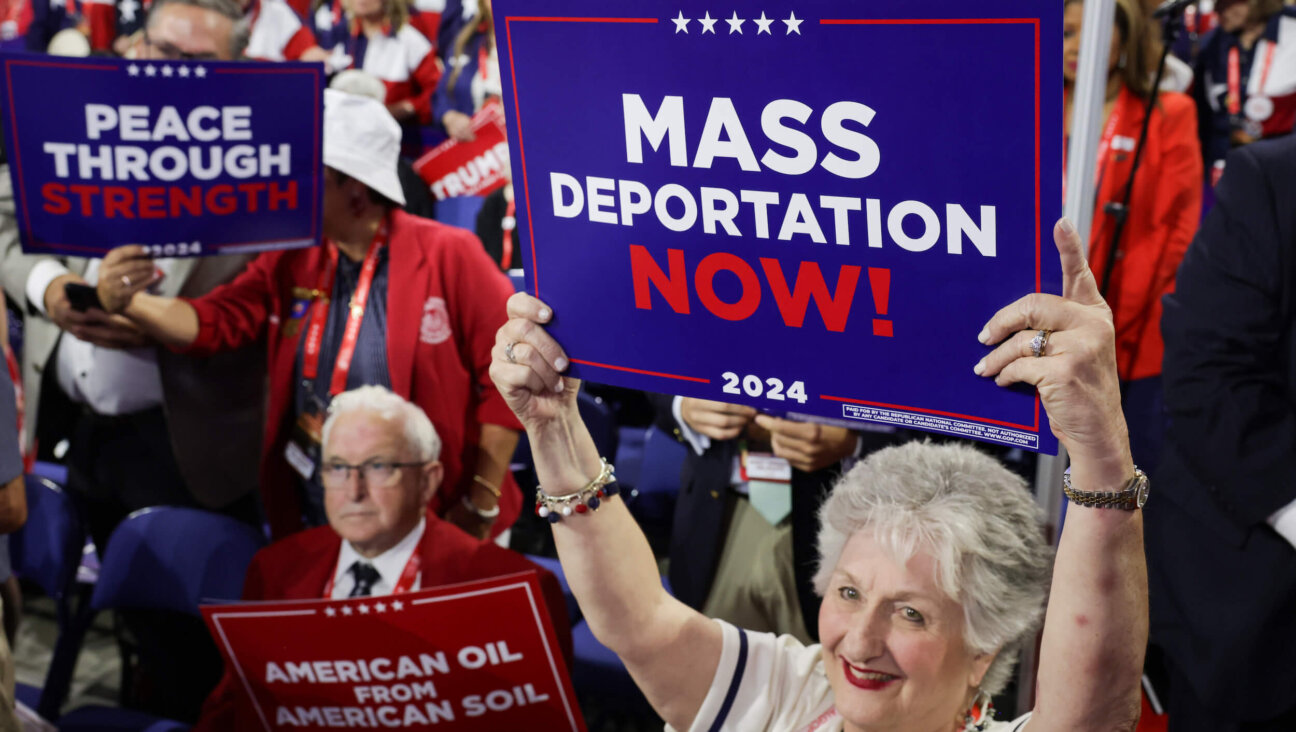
[37,507,265,722]
[56,706,191,731]
[623,426,686,535]
[571,574,675,721]
[10,475,93,719]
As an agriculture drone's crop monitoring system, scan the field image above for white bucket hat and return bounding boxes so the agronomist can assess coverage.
[323,88,406,206]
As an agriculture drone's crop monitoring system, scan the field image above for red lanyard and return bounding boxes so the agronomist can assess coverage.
[302,221,387,397]
[1229,41,1277,115]
[501,197,515,270]
[323,548,421,598]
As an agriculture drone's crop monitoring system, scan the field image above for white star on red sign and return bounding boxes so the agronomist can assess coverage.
[725,12,744,34]
[341,605,353,616]
[358,603,370,614]
[324,606,336,617]
[391,600,404,611]
[698,11,717,34]
[671,10,689,33]
[754,12,774,35]
[374,601,387,613]
[783,11,803,35]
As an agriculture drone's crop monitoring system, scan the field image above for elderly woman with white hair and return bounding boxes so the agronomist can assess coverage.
[490,219,1147,732]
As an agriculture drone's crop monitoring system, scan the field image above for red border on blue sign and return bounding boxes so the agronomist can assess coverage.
[505,14,1043,432]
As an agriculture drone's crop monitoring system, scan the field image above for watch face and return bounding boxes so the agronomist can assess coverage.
[1135,477,1150,508]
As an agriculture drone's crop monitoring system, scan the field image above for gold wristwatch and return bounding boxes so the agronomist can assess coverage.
[1062,468,1149,510]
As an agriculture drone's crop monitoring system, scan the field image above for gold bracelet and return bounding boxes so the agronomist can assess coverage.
[472,474,502,499]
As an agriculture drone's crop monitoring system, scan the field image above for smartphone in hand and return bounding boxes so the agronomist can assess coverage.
[64,282,103,312]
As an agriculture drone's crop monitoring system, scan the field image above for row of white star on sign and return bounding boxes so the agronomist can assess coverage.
[322,599,407,616]
[125,63,209,78]
[671,11,804,35]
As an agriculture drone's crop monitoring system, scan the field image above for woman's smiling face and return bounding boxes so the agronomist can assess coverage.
[818,531,995,732]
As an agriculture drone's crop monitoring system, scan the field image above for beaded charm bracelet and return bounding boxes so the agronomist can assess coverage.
[535,458,617,523]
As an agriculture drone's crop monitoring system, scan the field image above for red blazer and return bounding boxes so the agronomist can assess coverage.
[194,510,572,731]
[1087,87,1202,381]
[181,211,522,540]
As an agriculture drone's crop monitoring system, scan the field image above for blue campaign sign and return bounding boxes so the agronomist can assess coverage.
[0,54,324,258]
[495,0,1063,453]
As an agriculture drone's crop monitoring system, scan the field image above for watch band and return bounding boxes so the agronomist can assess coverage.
[1062,468,1149,510]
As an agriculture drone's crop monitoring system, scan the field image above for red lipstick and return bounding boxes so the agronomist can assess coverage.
[841,659,899,690]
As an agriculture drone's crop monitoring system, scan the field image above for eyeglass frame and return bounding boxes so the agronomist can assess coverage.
[319,458,430,489]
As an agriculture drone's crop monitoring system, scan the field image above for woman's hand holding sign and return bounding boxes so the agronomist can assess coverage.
[974,218,1132,480]
[97,245,160,315]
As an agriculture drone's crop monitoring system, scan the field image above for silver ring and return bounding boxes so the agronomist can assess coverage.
[121,274,131,289]
[1029,329,1052,358]
[504,341,517,363]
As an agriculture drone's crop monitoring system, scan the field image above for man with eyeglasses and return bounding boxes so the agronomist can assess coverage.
[192,385,571,731]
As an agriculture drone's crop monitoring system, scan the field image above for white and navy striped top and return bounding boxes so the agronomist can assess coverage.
[669,620,1032,732]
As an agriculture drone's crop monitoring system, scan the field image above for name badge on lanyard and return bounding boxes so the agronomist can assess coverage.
[284,220,388,480]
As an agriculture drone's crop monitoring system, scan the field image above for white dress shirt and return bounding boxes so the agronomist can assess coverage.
[28,258,175,416]
[329,518,426,599]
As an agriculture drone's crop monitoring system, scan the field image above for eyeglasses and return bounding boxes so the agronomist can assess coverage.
[142,33,223,61]
[320,459,426,488]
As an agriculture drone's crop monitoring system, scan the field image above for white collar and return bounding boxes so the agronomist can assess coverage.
[332,517,425,597]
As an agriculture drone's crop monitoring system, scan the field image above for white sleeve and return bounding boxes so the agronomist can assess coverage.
[1267,500,1296,550]
[26,259,71,316]
[672,396,711,456]
[681,620,832,732]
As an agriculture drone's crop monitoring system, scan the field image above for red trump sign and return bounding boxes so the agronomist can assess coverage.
[414,105,510,201]
[200,572,584,731]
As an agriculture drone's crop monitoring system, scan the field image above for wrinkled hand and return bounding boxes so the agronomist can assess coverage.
[490,293,577,431]
[442,110,475,142]
[44,273,149,349]
[97,245,158,314]
[679,398,756,441]
[975,219,1130,470]
[753,415,859,473]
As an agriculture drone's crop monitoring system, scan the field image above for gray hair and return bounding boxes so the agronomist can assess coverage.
[813,441,1053,696]
[147,0,251,59]
[320,385,442,463]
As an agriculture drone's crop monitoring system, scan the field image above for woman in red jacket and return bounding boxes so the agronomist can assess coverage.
[1064,0,1202,472]
[98,91,520,543]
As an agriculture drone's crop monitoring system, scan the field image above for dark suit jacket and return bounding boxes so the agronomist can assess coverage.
[649,394,898,641]
[195,510,572,730]
[1153,136,1296,719]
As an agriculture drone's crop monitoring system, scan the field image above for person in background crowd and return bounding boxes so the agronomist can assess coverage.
[103,90,521,544]
[434,0,494,143]
[1064,0,1202,474]
[647,393,893,645]
[1194,0,1296,174]
[314,0,440,152]
[242,0,329,61]
[331,69,439,219]
[0,0,265,555]
[0,307,24,732]
[1152,137,1296,731]
[194,386,569,730]
[0,0,267,718]
[490,218,1149,732]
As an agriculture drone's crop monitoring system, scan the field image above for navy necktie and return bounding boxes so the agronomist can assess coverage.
[348,561,381,597]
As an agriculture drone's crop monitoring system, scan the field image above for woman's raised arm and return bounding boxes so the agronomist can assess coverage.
[978,219,1146,732]
[489,294,722,730]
